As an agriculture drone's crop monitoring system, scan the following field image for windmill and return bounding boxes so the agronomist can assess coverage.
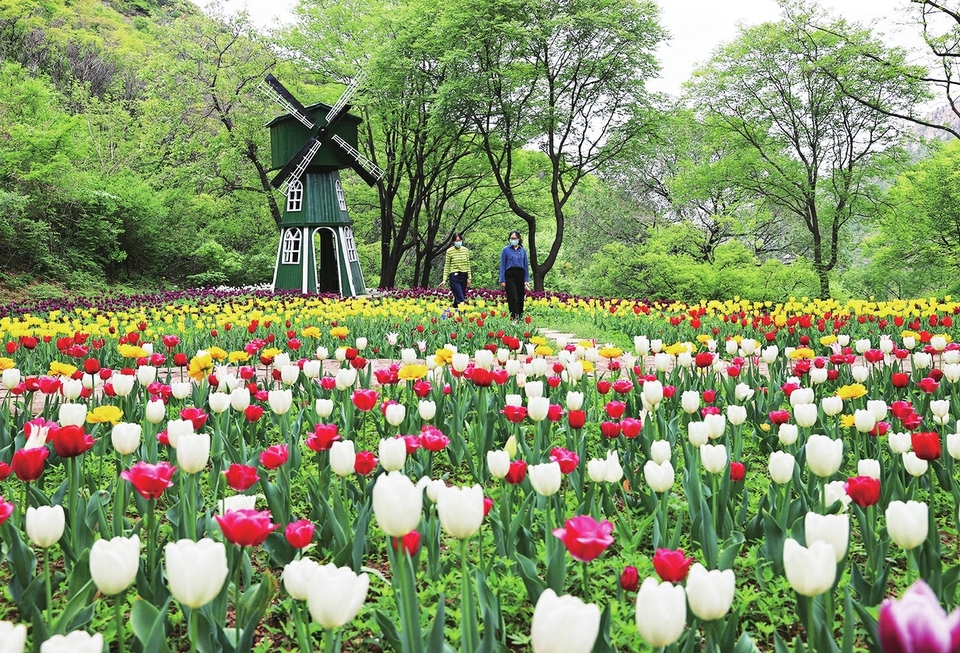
[259,72,384,296]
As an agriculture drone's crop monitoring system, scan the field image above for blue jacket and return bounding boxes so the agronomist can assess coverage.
[499,245,529,283]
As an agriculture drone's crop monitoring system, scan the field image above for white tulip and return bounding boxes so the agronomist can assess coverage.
[208,392,230,414]
[437,484,484,539]
[315,398,334,419]
[886,500,929,550]
[644,459,674,493]
[330,440,356,477]
[888,431,912,454]
[230,387,251,412]
[373,472,424,537]
[529,462,562,496]
[726,405,747,426]
[164,538,229,609]
[170,381,192,400]
[39,631,103,653]
[635,578,687,647]
[857,458,881,479]
[111,423,142,456]
[565,391,584,411]
[685,563,735,621]
[283,557,320,601]
[778,424,799,446]
[384,403,406,427]
[90,534,140,595]
[26,505,65,548]
[58,402,86,427]
[793,403,818,428]
[804,512,849,562]
[768,451,795,484]
[378,438,407,472]
[700,444,728,474]
[177,432,210,474]
[268,389,293,415]
[307,564,369,629]
[902,452,929,477]
[650,440,672,465]
[531,589,601,653]
[821,396,843,416]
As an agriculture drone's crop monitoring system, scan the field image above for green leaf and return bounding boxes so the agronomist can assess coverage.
[426,591,447,652]
[375,608,403,653]
[513,554,546,605]
[589,603,614,653]
[52,578,96,635]
[236,571,277,653]
[131,598,172,653]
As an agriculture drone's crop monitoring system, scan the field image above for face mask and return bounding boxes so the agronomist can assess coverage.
[509,239,519,246]
[454,242,462,249]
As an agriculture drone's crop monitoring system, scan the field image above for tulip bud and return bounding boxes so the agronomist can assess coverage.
[704,413,725,439]
[307,564,369,629]
[268,389,293,415]
[532,590,603,651]
[643,380,664,406]
[587,458,608,483]
[635,578,687,647]
[335,367,357,390]
[373,472,424,537]
[26,505,65,548]
[145,399,166,424]
[650,440,672,465]
[783,538,836,597]
[230,388,251,412]
[700,444,727,474]
[283,557,320,601]
[302,360,322,379]
[688,421,709,446]
[529,462,562,496]
[768,451,795,484]
[726,405,747,426]
[644,459,674,493]
[436,484,484,539]
[685,563,735,621]
[58,402,86,427]
[0,621,26,653]
[681,391,699,414]
[1,368,21,390]
[208,392,230,414]
[488,450,510,479]
[330,440,357,477]
[111,423,142,456]
[384,403,406,427]
[804,512,849,562]
[418,400,436,421]
[565,391,584,411]
[778,424,798,446]
[805,434,843,478]
[527,397,550,422]
[378,438,407,472]
[177,431,211,474]
[857,458,881,479]
[39,631,104,653]
[504,435,518,458]
[315,398,334,419]
[90,534,140,595]
[886,500,929,550]
[165,538,229,608]
[821,395,843,416]
[793,403,818,428]
[902,451,929,477]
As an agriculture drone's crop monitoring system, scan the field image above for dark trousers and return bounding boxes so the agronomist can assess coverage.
[504,267,525,319]
[449,272,468,308]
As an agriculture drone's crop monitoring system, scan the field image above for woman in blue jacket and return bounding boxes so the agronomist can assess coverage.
[499,230,530,321]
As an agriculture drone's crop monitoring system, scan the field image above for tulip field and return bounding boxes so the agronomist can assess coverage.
[3,288,960,652]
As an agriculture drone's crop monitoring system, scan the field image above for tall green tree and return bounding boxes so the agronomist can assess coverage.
[689,2,928,298]
[436,0,666,291]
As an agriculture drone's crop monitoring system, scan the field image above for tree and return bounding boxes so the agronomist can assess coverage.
[436,0,666,291]
[688,2,928,298]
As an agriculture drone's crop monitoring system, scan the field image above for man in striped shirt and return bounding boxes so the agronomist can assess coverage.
[439,233,472,310]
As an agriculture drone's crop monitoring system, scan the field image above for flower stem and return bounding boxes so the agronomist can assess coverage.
[115,595,127,653]
[44,550,53,624]
[147,499,157,598]
[323,628,339,653]
[188,607,199,653]
[581,560,589,598]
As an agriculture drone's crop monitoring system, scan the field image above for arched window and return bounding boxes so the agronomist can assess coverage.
[343,227,359,262]
[335,179,347,212]
[286,179,303,212]
[281,230,301,265]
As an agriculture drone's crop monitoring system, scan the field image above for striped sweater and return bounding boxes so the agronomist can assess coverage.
[443,246,472,283]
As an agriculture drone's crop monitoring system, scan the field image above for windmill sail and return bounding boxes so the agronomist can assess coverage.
[260,74,318,130]
[272,137,323,190]
[330,134,385,186]
[325,70,368,126]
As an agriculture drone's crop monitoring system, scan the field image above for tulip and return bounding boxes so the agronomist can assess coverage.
[636,578,687,647]
[0,369,21,390]
[735,383,755,402]
[219,495,257,513]
[373,472,424,537]
[823,481,852,511]
[603,450,623,483]
[793,403,818,428]
[531,589,601,653]
[854,409,876,434]
[889,431,912,454]
[26,505,64,548]
[0,621,26,653]
[488,450,510,478]
[170,381,192,399]
[857,458,881,479]
[165,538,229,608]
[778,423,799,446]
[727,405,747,426]
[948,432,960,460]
[783,538,836,597]
[878,580,960,653]
[385,403,406,427]
[644,459,674,493]
[145,399,166,424]
[565,391,584,411]
[418,400,436,421]
[283,557,320,601]
[552,515,614,562]
[436,484,484,539]
[268,389,293,415]
[845,475,880,507]
[529,462,562,496]
[805,434,843,478]
[166,419,194,449]
[57,403,86,427]
[208,392,230,414]
[790,387,814,406]
[769,451,795,484]
[681,390,700,414]
[804,512,849,562]
[215,509,278,547]
[39,631,104,653]
[643,380,664,407]
[527,397,550,422]
[886,500,929,550]
[587,458,608,483]
[315,398,334,418]
[903,452,929,477]
[177,431,211,474]
[524,380,544,398]
[687,421,709,446]
[223,464,259,492]
[305,564,369,630]
[111,373,136,397]
[230,388,251,412]
[685,563,735,621]
[700,444,727,474]
[330,440,357,477]
[90,534,140,595]
[378,438,407,472]
[912,432,942,461]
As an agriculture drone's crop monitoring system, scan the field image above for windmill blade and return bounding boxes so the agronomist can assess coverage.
[271,136,323,189]
[259,74,317,130]
[325,69,368,126]
[330,134,385,186]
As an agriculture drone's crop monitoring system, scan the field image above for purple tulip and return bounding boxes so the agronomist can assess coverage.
[879,580,960,653]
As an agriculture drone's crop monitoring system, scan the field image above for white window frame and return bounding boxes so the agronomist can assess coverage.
[281,230,302,265]
[343,227,359,262]
[335,179,347,212]
[286,179,303,212]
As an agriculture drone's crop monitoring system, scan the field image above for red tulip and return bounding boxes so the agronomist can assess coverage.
[307,423,340,452]
[504,460,527,485]
[568,410,586,429]
[391,530,422,556]
[845,476,880,507]
[413,381,432,398]
[354,451,378,475]
[695,352,714,368]
[351,389,379,412]
[600,421,622,439]
[596,380,611,395]
[51,425,94,458]
[179,407,208,430]
[891,372,910,389]
[503,405,527,423]
[620,565,639,592]
[0,462,10,482]
[919,377,940,394]
[769,410,791,425]
[284,519,315,549]
[605,401,626,419]
[652,548,693,582]
[260,444,290,469]
[729,462,746,482]
[162,334,181,349]
[122,461,176,500]
[620,418,642,439]
[0,496,14,526]
[549,447,580,474]
[553,515,614,562]
[223,464,260,492]
[912,432,942,461]
[419,426,450,452]
[12,447,49,482]
[215,509,278,547]
[244,405,264,423]
[483,496,494,517]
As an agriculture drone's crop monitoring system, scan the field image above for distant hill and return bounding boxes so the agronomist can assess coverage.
[910,103,960,143]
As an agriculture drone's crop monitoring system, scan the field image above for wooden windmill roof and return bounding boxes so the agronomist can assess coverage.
[264,101,363,129]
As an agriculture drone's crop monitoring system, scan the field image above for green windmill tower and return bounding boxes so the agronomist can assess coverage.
[259,73,384,295]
